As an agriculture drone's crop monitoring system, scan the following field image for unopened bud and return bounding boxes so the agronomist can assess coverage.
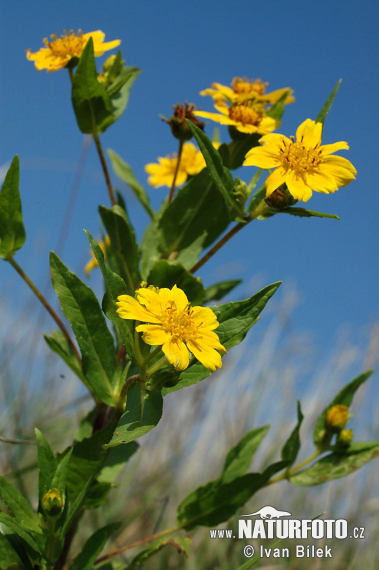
[337,428,353,447]
[326,404,349,432]
[265,184,297,209]
[41,488,64,518]
[162,102,205,141]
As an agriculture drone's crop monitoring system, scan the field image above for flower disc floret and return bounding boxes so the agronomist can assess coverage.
[26,29,121,72]
[116,285,226,371]
[243,118,357,202]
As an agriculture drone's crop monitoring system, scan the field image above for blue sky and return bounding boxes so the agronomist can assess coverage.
[1,1,378,376]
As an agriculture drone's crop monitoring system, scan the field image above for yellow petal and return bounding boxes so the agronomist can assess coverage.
[116,295,160,323]
[296,119,322,147]
[265,167,287,196]
[137,324,170,346]
[186,339,222,371]
[162,339,190,371]
[285,170,313,201]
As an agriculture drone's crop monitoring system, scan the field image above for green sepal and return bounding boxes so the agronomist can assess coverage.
[71,38,113,134]
[85,230,136,362]
[50,252,117,406]
[186,120,241,218]
[315,79,342,125]
[105,383,163,447]
[281,401,304,468]
[68,522,121,570]
[128,535,191,569]
[108,149,154,219]
[147,259,205,304]
[99,204,141,294]
[0,156,26,259]
[290,441,379,486]
[313,370,373,450]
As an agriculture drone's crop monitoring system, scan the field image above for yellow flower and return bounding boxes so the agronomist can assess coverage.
[26,29,121,72]
[145,141,213,188]
[195,101,278,135]
[326,404,349,430]
[200,77,295,107]
[243,118,357,202]
[116,284,226,371]
[84,236,111,277]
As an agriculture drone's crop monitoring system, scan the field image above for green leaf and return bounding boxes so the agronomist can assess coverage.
[186,120,239,217]
[51,448,73,496]
[50,252,117,406]
[61,473,97,537]
[140,218,162,280]
[99,204,140,294]
[281,401,304,467]
[228,134,261,170]
[105,383,163,447]
[0,156,26,259]
[85,230,135,361]
[69,522,121,570]
[158,169,231,264]
[128,535,191,569]
[276,207,339,220]
[315,79,342,125]
[147,260,205,304]
[163,282,280,394]
[0,534,24,568]
[107,149,154,219]
[97,442,139,483]
[107,64,141,124]
[44,329,87,386]
[290,441,379,486]
[0,477,41,535]
[177,472,267,530]
[313,370,373,449]
[0,513,42,556]
[221,427,269,484]
[202,279,242,303]
[35,429,58,502]
[71,38,113,134]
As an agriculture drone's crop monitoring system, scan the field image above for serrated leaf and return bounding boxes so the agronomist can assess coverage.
[281,401,304,467]
[129,535,191,569]
[44,329,86,386]
[35,429,58,502]
[202,279,242,303]
[107,149,154,219]
[71,38,113,134]
[50,252,117,406]
[85,230,135,361]
[290,441,379,486]
[99,204,140,293]
[276,207,339,220]
[313,370,373,449]
[315,79,342,125]
[147,260,205,304]
[69,522,121,570]
[0,477,41,535]
[158,170,231,265]
[0,156,26,258]
[186,121,239,217]
[105,383,163,447]
[221,427,269,484]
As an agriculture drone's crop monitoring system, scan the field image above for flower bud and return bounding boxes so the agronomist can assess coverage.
[265,184,297,209]
[41,488,64,518]
[326,404,349,432]
[233,178,249,207]
[337,428,353,447]
[162,102,205,141]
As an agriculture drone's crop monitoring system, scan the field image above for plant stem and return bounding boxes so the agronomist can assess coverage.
[264,450,322,487]
[95,524,183,564]
[168,139,184,203]
[92,130,116,206]
[7,256,81,365]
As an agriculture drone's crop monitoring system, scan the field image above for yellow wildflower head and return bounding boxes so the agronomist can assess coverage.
[26,29,121,72]
[326,404,349,431]
[200,77,294,107]
[116,284,226,371]
[243,118,357,202]
[194,101,278,136]
[162,102,205,141]
[337,428,353,446]
[145,142,208,188]
[84,236,111,278]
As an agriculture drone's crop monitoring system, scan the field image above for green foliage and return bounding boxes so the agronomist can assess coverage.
[315,79,342,125]
[105,382,163,447]
[0,156,25,259]
[68,522,121,570]
[147,259,204,304]
[202,278,242,303]
[128,535,191,569]
[0,477,41,535]
[50,251,117,405]
[44,329,87,386]
[281,401,304,467]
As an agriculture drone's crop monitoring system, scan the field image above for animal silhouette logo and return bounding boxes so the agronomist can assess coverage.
[240,505,292,519]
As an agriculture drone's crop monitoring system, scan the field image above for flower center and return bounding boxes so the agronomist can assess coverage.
[279,137,322,173]
[159,303,199,342]
[229,104,262,126]
[232,77,268,96]
[45,30,86,57]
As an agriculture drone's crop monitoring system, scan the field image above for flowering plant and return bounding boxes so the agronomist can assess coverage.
[0,29,376,569]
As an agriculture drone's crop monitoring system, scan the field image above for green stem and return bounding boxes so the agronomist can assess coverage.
[168,139,184,203]
[92,130,116,206]
[264,450,322,487]
[7,256,81,365]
